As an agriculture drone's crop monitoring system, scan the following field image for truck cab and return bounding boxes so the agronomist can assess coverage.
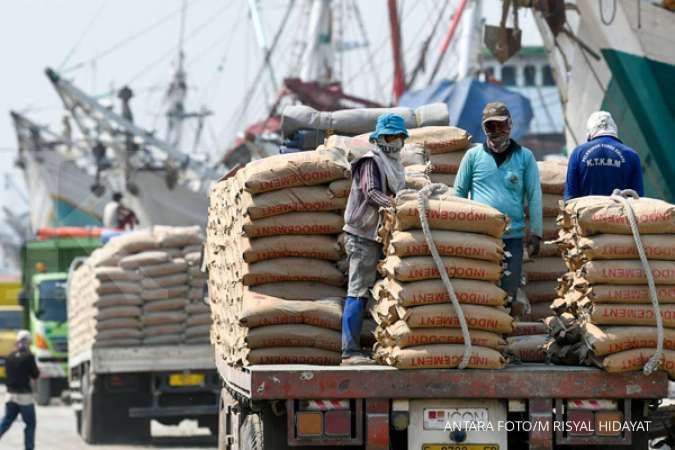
[0,305,23,380]
[29,272,69,404]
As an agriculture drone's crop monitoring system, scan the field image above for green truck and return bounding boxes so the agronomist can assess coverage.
[20,234,100,405]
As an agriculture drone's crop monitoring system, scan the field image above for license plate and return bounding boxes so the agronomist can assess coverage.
[169,373,204,386]
[423,445,499,450]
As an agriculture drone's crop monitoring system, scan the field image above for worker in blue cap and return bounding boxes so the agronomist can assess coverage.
[341,113,408,365]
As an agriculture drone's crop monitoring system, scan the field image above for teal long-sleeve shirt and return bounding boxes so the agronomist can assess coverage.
[454,143,543,239]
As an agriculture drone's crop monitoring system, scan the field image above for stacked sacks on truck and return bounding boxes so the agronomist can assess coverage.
[205,148,352,365]
[522,160,568,322]
[371,188,512,369]
[407,126,473,188]
[545,195,675,377]
[184,249,210,344]
[67,228,205,356]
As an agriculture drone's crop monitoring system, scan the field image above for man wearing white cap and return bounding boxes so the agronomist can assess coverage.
[564,111,644,199]
[0,330,39,450]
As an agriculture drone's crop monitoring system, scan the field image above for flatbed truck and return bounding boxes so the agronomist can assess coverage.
[69,344,220,444]
[215,361,670,449]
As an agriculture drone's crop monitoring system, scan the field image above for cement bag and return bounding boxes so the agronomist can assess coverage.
[405,171,431,190]
[245,324,340,351]
[93,267,140,282]
[119,251,171,270]
[138,258,188,277]
[186,302,210,315]
[183,245,202,256]
[186,313,211,327]
[372,278,506,307]
[529,302,553,321]
[109,230,158,253]
[429,173,456,187]
[538,241,561,257]
[580,260,675,285]
[575,235,675,261]
[88,247,125,267]
[143,298,187,312]
[589,303,675,327]
[242,212,344,238]
[401,303,514,333]
[242,148,350,194]
[95,318,141,331]
[511,321,549,336]
[243,257,345,286]
[96,306,141,320]
[96,329,143,340]
[144,335,183,345]
[406,127,471,154]
[541,217,559,240]
[243,186,347,220]
[185,324,210,338]
[328,179,351,198]
[94,293,142,308]
[154,225,202,248]
[141,273,189,289]
[566,196,675,236]
[250,282,345,300]
[537,160,567,195]
[542,194,562,217]
[280,103,448,136]
[247,347,340,365]
[142,311,186,327]
[380,255,502,283]
[524,281,558,304]
[601,348,675,378]
[241,235,342,263]
[93,339,141,348]
[524,257,567,281]
[583,323,675,356]
[377,344,505,369]
[429,149,468,174]
[586,285,675,304]
[141,285,189,301]
[392,192,507,238]
[400,143,429,167]
[387,230,504,262]
[239,291,342,330]
[379,320,505,350]
[94,281,142,296]
[506,335,548,362]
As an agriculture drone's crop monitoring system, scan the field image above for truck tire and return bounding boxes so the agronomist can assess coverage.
[239,409,289,450]
[239,413,264,450]
[35,378,51,406]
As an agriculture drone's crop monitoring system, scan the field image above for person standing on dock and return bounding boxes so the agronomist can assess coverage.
[564,111,644,200]
[103,191,139,230]
[0,331,39,450]
[341,114,408,365]
[454,102,543,305]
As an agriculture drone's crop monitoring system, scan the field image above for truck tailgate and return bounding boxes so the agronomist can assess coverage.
[72,345,216,374]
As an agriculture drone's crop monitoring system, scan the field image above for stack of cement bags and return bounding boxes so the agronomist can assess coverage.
[371,189,513,369]
[504,322,549,363]
[185,250,210,344]
[410,127,472,187]
[546,196,675,376]
[206,149,350,365]
[68,228,208,355]
[523,160,569,321]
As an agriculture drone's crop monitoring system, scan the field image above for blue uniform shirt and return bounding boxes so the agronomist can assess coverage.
[564,135,644,200]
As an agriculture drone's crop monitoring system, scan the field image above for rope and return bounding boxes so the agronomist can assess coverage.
[598,0,617,26]
[416,183,472,369]
[611,189,663,375]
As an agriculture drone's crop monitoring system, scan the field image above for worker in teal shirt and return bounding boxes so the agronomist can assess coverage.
[454,102,543,304]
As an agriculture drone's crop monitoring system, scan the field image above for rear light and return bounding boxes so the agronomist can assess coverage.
[595,410,623,436]
[567,410,594,436]
[324,410,351,436]
[296,411,323,437]
[391,410,409,431]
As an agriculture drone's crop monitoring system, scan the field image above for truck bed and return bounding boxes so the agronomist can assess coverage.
[219,360,669,400]
[70,344,215,374]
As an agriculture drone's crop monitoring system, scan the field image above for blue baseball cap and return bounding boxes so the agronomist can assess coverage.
[369,113,409,142]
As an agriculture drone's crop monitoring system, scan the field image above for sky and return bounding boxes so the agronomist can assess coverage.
[0,0,541,235]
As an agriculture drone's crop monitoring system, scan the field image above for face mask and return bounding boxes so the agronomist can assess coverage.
[377,137,404,156]
[483,122,511,153]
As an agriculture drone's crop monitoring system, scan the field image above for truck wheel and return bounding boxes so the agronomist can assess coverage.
[80,370,95,443]
[35,378,51,406]
[239,413,263,450]
[239,409,289,450]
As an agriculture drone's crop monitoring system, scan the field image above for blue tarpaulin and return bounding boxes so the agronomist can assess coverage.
[399,79,534,142]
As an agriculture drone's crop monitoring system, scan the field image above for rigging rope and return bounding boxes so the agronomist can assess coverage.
[416,183,472,369]
[598,0,617,26]
[610,189,663,375]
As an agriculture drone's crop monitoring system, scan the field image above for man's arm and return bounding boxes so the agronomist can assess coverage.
[29,353,40,379]
[360,160,392,208]
[453,150,473,198]
[564,149,579,201]
[631,153,645,197]
[525,152,544,238]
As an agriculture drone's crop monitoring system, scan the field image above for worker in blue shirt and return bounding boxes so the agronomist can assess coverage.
[564,111,644,200]
[454,102,543,304]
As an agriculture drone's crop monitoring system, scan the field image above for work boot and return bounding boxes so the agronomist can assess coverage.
[341,354,376,366]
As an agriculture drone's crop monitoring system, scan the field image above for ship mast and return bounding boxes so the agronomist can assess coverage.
[299,0,334,84]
